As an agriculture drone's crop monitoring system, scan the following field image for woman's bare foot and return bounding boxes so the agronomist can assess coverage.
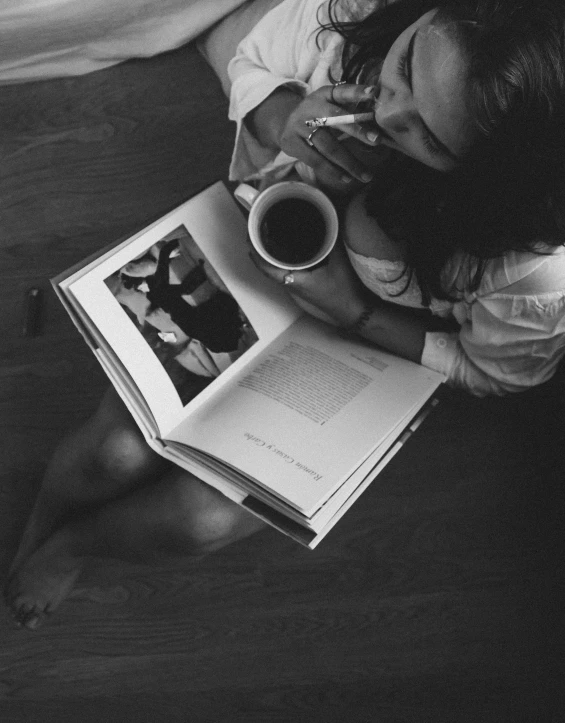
[9,388,169,579]
[8,493,67,579]
[4,463,268,630]
[4,522,89,630]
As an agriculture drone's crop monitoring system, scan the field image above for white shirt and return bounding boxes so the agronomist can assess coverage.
[228,0,345,183]
[228,0,565,396]
[421,248,565,396]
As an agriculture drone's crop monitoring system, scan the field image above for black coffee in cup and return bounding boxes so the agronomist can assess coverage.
[260,198,326,265]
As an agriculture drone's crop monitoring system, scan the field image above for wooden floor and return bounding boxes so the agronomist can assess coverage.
[0,41,562,723]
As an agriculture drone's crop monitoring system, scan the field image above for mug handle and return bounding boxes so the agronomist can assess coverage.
[233,183,259,212]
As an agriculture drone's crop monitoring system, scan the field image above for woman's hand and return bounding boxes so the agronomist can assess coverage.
[249,243,368,327]
[281,84,380,191]
[248,83,384,194]
[250,241,428,364]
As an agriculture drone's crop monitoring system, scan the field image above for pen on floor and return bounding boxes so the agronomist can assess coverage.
[305,112,374,128]
[22,286,42,337]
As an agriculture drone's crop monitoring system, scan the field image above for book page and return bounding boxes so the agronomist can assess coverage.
[62,182,301,435]
[168,315,444,516]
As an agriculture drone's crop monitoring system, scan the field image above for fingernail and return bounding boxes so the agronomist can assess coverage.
[341,175,353,184]
[364,86,375,95]
[366,132,379,143]
[361,172,373,183]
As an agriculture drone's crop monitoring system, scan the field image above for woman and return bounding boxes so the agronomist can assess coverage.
[6,0,565,629]
[229,0,565,396]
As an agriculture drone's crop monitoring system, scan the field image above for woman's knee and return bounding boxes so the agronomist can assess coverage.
[166,476,264,553]
[81,388,164,487]
[90,426,162,489]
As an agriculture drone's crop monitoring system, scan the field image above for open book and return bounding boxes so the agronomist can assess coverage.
[53,181,445,548]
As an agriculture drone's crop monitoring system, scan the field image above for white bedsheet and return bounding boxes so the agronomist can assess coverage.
[0,0,248,84]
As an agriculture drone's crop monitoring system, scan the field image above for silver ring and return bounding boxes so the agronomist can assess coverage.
[306,127,320,148]
[283,273,295,285]
[330,79,346,103]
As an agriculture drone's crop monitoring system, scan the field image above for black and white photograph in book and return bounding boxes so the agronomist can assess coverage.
[104,225,259,405]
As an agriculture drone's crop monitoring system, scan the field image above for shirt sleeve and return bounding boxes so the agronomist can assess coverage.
[421,289,565,397]
[227,0,334,181]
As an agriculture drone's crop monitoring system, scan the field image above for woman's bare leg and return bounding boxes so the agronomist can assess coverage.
[5,467,266,629]
[8,386,170,576]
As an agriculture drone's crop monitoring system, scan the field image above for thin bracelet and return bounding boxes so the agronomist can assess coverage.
[347,301,376,335]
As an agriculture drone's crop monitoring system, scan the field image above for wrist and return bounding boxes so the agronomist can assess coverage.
[330,296,378,330]
[347,302,378,335]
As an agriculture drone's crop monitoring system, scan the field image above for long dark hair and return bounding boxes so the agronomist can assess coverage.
[322,0,565,300]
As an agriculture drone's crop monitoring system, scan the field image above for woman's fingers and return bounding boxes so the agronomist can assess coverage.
[301,84,380,183]
[248,247,280,279]
[334,122,381,147]
[277,83,381,190]
[327,81,375,108]
[305,126,374,184]
[248,248,303,285]
[323,83,381,147]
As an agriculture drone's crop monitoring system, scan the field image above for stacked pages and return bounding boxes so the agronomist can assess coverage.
[53,181,445,548]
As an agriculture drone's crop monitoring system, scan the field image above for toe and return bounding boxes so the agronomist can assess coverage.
[12,598,37,624]
[14,602,44,630]
[22,612,42,630]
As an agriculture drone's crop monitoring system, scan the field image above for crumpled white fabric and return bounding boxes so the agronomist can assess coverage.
[0,0,248,84]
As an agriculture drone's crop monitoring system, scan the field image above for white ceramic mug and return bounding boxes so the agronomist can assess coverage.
[234,181,339,271]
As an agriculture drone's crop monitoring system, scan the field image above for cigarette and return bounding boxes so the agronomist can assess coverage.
[305,112,374,128]
[22,287,42,337]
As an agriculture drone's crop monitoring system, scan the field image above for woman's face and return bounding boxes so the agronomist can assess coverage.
[373,9,475,171]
